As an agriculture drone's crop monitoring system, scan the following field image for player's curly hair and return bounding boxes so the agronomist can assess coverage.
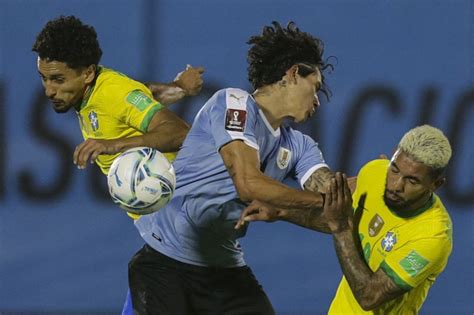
[398,125,452,178]
[32,15,102,69]
[247,21,332,97]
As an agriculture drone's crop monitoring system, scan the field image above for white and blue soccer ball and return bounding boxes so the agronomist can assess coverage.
[107,147,176,215]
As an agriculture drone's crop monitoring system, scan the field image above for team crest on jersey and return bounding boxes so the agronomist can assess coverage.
[88,111,99,131]
[381,231,397,252]
[368,214,384,237]
[277,147,292,169]
[225,109,247,132]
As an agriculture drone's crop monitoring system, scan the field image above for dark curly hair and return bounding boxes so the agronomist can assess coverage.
[247,21,332,97]
[32,15,102,69]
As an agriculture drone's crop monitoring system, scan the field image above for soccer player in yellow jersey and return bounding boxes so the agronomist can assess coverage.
[238,125,452,314]
[32,15,204,175]
[324,125,452,314]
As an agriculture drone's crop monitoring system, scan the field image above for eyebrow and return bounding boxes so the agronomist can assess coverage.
[38,72,64,79]
[391,162,422,183]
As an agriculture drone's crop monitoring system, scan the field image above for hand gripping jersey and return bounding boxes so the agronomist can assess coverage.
[135,88,328,267]
[77,67,175,175]
[329,159,453,315]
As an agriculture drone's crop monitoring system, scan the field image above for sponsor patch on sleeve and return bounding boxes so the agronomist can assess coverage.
[399,250,429,278]
[126,90,154,111]
[225,108,247,132]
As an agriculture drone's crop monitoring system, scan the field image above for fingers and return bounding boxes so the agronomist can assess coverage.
[185,64,205,74]
[175,65,205,96]
[342,174,351,202]
[334,172,351,202]
[195,66,205,74]
[335,173,344,205]
[379,154,388,160]
[235,201,260,229]
[73,140,102,169]
[234,200,279,229]
[326,176,335,207]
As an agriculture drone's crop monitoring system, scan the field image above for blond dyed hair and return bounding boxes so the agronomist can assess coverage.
[398,125,452,170]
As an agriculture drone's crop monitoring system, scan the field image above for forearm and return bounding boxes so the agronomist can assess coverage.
[146,82,186,106]
[111,119,188,153]
[241,175,324,211]
[279,207,331,233]
[112,130,185,153]
[332,228,379,308]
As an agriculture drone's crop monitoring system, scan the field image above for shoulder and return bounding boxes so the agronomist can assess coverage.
[354,159,389,193]
[419,196,452,240]
[205,88,256,114]
[94,67,151,100]
[359,159,389,178]
[283,127,315,143]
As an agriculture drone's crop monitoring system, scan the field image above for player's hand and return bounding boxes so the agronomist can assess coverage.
[379,154,389,160]
[174,64,205,96]
[323,172,353,233]
[347,176,357,193]
[73,139,119,169]
[234,200,282,229]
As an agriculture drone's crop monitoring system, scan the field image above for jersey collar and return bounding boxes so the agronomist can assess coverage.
[388,194,436,218]
[249,95,280,137]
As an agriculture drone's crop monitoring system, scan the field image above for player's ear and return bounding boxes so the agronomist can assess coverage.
[432,176,446,191]
[84,64,97,84]
[285,64,299,84]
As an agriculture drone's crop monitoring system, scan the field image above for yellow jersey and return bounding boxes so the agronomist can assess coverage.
[77,66,177,174]
[329,159,452,315]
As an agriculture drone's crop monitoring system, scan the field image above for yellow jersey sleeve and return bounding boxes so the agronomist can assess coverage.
[110,89,163,132]
[380,236,451,290]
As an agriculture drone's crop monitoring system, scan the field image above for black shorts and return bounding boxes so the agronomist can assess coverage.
[129,244,275,315]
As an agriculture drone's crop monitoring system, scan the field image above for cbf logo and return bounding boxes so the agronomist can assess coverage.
[88,111,99,131]
[381,231,397,252]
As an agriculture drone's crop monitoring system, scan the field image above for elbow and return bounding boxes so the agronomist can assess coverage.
[354,292,381,311]
[234,182,253,202]
[233,176,259,202]
[359,300,376,311]
[176,123,190,143]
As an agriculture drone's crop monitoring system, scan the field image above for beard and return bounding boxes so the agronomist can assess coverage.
[51,100,72,113]
[383,189,428,212]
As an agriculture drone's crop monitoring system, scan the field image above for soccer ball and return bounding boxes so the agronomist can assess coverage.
[107,147,176,215]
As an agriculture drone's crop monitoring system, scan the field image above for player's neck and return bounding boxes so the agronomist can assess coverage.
[74,84,93,112]
[253,88,286,129]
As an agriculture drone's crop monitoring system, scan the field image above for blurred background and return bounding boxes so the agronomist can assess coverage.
[0,0,473,314]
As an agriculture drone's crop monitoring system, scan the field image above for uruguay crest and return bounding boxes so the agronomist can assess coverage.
[277,147,291,169]
[88,111,99,131]
[381,231,397,252]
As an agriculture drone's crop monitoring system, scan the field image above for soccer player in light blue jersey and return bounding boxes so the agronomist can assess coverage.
[127,22,335,314]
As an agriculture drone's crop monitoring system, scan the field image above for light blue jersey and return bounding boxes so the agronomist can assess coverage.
[135,88,328,267]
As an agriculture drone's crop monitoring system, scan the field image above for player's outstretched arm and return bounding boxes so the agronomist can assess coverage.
[146,65,204,105]
[73,109,189,169]
[326,173,407,310]
[234,199,331,233]
[220,140,324,211]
